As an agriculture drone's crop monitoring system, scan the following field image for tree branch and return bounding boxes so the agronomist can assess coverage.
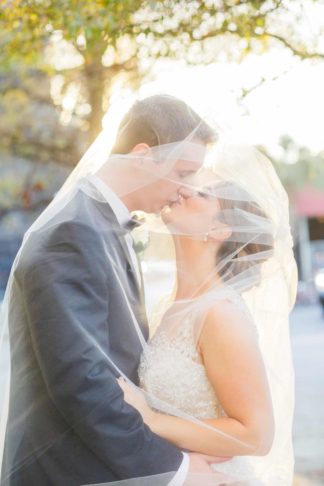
[241,67,292,99]
[261,31,324,60]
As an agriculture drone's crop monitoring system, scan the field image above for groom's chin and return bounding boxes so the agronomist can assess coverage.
[161,205,172,220]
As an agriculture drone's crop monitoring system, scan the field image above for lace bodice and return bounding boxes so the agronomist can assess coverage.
[139,315,222,419]
[138,301,273,485]
[139,293,253,419]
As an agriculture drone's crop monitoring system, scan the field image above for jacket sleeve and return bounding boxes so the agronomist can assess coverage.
[21,221,183,479]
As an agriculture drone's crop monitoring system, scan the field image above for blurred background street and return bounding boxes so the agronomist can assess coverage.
[292,303,324,485]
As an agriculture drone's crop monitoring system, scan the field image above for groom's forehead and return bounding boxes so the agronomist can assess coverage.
[174,159,202,170]
[154,140,207,167]
[174,143,207,167]
[181,141,206,159]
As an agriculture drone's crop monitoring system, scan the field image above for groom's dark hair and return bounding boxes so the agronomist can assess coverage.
[110,94,217,154]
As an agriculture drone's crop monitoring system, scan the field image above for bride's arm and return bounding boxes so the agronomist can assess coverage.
[118,301,274,457]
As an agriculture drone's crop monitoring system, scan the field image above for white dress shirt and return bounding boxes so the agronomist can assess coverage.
[87,175,141,284]
[86,175,189,485]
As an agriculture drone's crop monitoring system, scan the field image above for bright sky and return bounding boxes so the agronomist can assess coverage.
[103,49,324,156]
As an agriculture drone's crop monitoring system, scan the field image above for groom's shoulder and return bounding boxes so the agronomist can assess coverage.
[18,218,103,274]
[28,189,112,246]
[15,220,110,289]
[36,218,103,252]
[16,190,117,273]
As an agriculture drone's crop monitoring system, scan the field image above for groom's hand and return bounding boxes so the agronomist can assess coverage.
[188,452,231,472]
[185,453,233,486]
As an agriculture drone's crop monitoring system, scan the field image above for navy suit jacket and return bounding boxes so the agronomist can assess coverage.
[1,186,182,485]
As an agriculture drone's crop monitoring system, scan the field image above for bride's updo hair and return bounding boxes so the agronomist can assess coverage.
[211,181,274,283]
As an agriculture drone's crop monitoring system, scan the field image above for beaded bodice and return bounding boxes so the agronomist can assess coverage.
[138,314,222,419]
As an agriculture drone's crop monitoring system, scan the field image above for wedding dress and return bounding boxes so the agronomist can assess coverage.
[138,293,285,485]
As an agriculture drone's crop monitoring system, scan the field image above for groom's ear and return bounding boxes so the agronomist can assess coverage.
[130,143,152,167]
[131,143,150,153]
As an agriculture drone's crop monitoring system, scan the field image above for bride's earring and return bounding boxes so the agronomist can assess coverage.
[203,232,209,242]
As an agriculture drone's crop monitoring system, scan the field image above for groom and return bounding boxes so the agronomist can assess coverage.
[1,95,223,485]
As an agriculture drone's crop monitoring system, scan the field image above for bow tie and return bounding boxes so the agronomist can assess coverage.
[122,217,142,232]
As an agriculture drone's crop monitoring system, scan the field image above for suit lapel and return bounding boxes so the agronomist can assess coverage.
[84,179,140,291]
[115,233,149,339]
[82,183,149,338]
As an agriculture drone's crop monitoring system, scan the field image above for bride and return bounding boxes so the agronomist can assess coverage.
[117,145,296,485]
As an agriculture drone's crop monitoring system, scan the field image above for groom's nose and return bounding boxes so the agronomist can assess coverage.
[178,186,196,199]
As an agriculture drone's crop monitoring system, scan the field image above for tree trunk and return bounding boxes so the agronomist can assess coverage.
[84,53,106,145]
[83,45,140,146]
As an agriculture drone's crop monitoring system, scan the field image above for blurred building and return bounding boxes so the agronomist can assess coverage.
[0,158,70,295]
[293,188,324,282]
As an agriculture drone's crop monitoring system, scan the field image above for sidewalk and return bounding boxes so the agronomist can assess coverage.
[291,303,324,485]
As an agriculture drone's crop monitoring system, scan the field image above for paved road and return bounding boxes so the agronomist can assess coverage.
[291,303,324,485]
[1,302,324,484]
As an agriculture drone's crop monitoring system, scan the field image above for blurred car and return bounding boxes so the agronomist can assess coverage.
[296,280,317,305]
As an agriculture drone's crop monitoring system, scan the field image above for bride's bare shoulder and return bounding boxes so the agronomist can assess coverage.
[198,298,257,345]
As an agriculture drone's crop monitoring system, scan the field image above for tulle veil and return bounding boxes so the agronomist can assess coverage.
[0,98,296,485]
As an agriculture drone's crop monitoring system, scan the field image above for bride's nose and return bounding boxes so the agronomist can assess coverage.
[178,186,196,199]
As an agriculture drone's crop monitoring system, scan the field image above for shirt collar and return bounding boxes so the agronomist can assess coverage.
[87,174,131,226]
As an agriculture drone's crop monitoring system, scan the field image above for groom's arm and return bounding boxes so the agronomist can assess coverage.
[21,221,183,480]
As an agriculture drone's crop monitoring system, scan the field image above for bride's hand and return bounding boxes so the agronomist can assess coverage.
[117,377,157,428]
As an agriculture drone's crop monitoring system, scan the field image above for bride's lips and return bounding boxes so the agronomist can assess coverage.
[162,196,184,214]
[169,200,180,208]
[168,195,184,208]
